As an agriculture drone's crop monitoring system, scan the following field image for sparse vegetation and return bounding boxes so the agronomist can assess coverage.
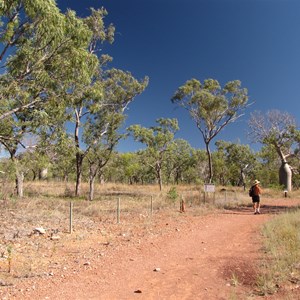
[0,181,300,298]
[0,181,250,281]
[256,207,300,295]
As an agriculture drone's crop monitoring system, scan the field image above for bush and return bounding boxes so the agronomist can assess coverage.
[167,186,178,202]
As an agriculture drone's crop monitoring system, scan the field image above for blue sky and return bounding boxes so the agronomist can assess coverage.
[57,0,300,152]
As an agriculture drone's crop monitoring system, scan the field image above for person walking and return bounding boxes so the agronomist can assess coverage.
[250,179,262,214]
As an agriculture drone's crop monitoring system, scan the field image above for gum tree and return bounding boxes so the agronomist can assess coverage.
[0,0,96,196]
[0,0,95,121]
[215,140,258,188]
[63,7,148,196]
[172,79,249,183]
[128,118,179,191]
[71,66,148,196]
[164,139,194,185]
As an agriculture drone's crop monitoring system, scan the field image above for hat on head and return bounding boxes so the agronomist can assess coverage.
[253,179,260,185]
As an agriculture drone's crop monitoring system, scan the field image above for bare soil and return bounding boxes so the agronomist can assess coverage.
[1,197,300,300]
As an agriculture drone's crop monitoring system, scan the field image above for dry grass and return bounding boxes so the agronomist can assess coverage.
[0,182,195,283]
[256,208,300,296]
[1,180,299,287]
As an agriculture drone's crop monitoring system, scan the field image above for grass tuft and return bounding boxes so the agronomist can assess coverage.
[257,208,300,295]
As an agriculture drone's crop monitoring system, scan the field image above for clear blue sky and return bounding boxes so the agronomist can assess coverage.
[57,0,300,152]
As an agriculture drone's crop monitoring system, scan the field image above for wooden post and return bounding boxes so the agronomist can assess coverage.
[117,197,121,224]
[69,201,73,234]
[180,196,186,213]
[150,196,153,216]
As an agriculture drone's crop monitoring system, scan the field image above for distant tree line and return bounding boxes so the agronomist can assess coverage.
[1,135,300,197]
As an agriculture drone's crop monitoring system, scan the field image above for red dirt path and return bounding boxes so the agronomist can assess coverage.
[3,198,300,300]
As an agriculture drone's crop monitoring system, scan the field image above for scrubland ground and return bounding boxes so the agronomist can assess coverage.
[0,182,300,299]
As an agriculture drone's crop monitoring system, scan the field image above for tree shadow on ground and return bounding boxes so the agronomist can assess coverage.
[223,204,300,215]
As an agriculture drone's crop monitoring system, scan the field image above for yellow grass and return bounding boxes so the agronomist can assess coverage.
[1,180,300,287]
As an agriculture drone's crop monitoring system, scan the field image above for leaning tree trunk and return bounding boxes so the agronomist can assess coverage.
[279,161,292,191]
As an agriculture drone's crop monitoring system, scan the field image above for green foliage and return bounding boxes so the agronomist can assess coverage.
[0,0,107,197]
[128,118,179,190]
[172,78,249,183]
[214,140,259,186]
[172,78,248,144]
[167,186,178,202]
[0,1,148,198]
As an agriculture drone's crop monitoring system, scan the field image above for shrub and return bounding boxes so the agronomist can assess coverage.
[167,186,178,202]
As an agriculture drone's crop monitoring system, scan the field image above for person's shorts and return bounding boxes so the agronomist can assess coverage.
[252,195,260,203]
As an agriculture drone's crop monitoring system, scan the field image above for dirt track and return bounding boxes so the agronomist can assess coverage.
[3,198,300,300]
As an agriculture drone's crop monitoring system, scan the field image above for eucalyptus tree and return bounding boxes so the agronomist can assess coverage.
[164,139,194,184]
[172,79,249,183]
[248,110,298,191]
[20,146,50,181]
[43,132,76,182]
[113,152,143,184]
[215,140,258,188]
[85,112,124,201]
[0,0,96,121]
[59,6,148,196]
[71,66,148,196]
[128,118,179,191]
[125,150,156,185]
[0,0,101,196]
[258,144,281,187]
[211,146,229,186]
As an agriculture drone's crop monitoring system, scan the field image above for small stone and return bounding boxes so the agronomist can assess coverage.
[134,290,142,293]
[153,268,161,272]
[33,227,46,235]
[50,235,60,241]
[83,262,91,266]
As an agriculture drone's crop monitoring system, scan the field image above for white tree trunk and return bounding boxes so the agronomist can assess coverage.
[89,175,95,201]
[279,162,292,191]
[39,168,48,180]
[16,171,24,198]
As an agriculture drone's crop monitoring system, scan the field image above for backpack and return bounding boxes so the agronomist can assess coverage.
[249,186,254,197]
